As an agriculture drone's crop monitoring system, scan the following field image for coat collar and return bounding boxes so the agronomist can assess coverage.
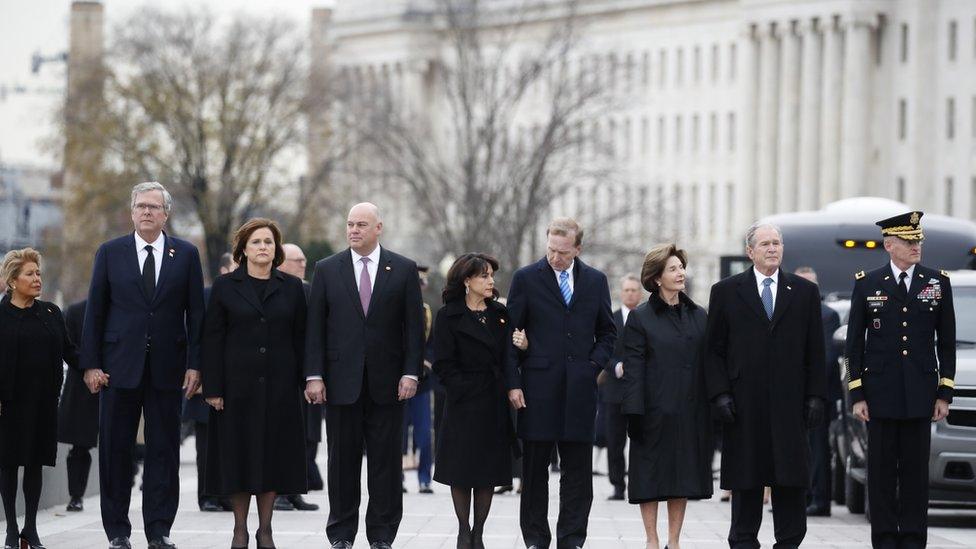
[339,246,394,319]
[534,257,586,308]
[229,265,285,313]
[442,299,508,350]
[648,290,699,313]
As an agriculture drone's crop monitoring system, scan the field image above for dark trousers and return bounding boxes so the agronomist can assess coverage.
[521,440,593,549]
[807,419,830,510]
[729,486,806,549]
[306,441,322,488]
[325,383,404,545]
[99,374,181,542]
[868,418,930,549]
[67,445,94,499]
[402,390,433,485]
[603,402,627,492]
[193,422,208,504]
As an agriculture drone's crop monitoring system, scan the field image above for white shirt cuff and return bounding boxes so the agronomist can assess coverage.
[306,376,323,381]
[402,375,419,381]
[615,362,624,378]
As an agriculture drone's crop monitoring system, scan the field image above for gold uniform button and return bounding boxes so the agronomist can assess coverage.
[902,350,908,356]
[903,321,908,327]
[903,307,908,312]
[902,336,908,341]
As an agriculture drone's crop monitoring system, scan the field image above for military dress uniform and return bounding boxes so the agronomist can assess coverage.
[845,211,955,549]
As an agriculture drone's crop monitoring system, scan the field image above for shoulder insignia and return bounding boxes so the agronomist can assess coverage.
[941,269,950,277]
[855,270,866,280]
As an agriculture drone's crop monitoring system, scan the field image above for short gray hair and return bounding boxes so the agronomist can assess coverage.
[744,222,783,249]
[619,273,640,287]
[131,182,173,214]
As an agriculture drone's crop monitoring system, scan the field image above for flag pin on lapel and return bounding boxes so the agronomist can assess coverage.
[500,318,506,324]
[385,266,391,271]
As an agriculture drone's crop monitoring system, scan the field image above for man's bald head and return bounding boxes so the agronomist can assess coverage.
[347,202,383,255]
[280,243,307,279]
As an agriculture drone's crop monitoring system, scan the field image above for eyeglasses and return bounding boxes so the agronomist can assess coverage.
[133,203,165,212]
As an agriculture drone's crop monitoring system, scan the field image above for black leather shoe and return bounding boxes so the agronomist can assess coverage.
[148,537,177,549]
[330,542,353,549]
[494,485,513,494]
[108,537,132,549]
[199,498,223,512]
[370,543,392,549]
[805,504,831,516]
[286,494,319,511]
[607,487,625,501]
[66,497,84,512]
[273,496,295,511]
[418,483,433,494]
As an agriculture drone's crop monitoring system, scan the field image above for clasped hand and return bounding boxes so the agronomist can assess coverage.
[83,369,110,394]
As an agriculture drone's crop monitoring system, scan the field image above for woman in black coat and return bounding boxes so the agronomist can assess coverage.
[202,219,307,549]
[0,248,77,549]
[433,253,516,549]
[621,244,712,549]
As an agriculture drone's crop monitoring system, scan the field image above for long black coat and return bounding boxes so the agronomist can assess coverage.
[432,299,515,488]
[0,297,77,467]
[599,309,628,404]
[505,258,616,442]
[704,269,826,489]
[57,300,99,448]
[202,267,308,495]
[622,292,712,503]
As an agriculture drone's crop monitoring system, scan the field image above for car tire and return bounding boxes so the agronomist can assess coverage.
[845,468,865,514]
[832,449,846,505]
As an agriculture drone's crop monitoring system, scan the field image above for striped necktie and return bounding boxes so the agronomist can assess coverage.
[558,270,572,306]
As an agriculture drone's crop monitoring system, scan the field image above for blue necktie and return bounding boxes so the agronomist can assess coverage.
[761,277,774,319]
[559,270,572,306]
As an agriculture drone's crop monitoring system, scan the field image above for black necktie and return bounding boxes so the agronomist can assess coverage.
[898,271,908,298]
[143,244,156,298]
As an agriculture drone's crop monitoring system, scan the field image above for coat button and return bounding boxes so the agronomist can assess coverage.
[902,350,908,356]
[902,307,908,312]
[568,355,575,361]
[259,347,266,353]
[902,322,908,327]
[258,376,265,383]
[567,332,572,338]
[902,336,908,341]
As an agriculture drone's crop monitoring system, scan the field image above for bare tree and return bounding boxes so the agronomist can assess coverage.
[337,0,621,282]
[63,6,340,278]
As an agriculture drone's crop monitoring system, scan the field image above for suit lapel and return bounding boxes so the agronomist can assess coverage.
[735,270,769,323]
[536,259,567,307]
[264,270,284,303]
[125,235,151,303]
[339,250,365,319]
[456,307,497,351]
[879,269,903,303]
[567,261,584,309]
[152,235,173,304]
[367,249,393,319]
[230,267,264,314]
[770,272,795,326]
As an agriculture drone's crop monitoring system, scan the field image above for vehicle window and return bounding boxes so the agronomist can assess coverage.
[953,287,976,344]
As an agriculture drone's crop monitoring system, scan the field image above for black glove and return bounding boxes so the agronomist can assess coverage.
[712,393,736,424]
[804,397,824,429]
[626,414,644,444]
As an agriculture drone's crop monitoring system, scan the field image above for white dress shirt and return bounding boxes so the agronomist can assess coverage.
[135,232,164,284]
[614,306,634,379]
[553,260,576,292]
[754,267,779,303]
[890,261,916,293]
[352,245,382,290]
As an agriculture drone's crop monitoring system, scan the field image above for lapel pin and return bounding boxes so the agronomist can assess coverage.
[385,266,391,271]
[876,290,881,295]
[786,286,792,290]
[500,318,506,324]
[168,248,175,257]
[884,275,891,280]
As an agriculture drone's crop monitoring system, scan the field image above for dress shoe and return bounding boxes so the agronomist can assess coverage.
[330,542,353,549]
[148,537,177,549]
[273,495,295,511]
[370,542,393,549]
[494,485,513,494]
[607,488,625,501]
[286,494,319,511]
[805,504,830,517]
[66,497,84,512]
[401,484,407,493]
[418,483,433,494]
[199,498,223,512]
[108,537,132,549]
[18,536,46,549]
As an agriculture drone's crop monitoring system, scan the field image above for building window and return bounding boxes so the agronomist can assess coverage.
[608,118,617,158]
[675,115,683,152]
[693,46,701,84]
[900,23,909,63]
[709,182,717,236]
[623,118,632,160]
[727,112,736,151]
[676,48,684,86]
[657,116,665,154]
[674,184,683,237]
[691,183,700,238]
[946,177,954,215]
[947,97,956,140]
[642,51,650,89]
[949,20,958,61]
[659,49,667,88]
[641,117,650,156]
[624,53,634,94]
[709,112,718,151]
[692,114,700,152]
[897,177,906,202]
[729,43,737,81]
[898,99,907,140]
[711,44,719,83]
[726,182,735,234]
[972,96,976,138]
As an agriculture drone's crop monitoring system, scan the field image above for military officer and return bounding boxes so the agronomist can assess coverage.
[845,210,955,549]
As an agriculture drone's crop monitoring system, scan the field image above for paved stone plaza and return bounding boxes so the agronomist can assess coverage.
[4,444,975,548]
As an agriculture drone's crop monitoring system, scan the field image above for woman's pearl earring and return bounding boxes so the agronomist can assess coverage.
[465,285,470,295]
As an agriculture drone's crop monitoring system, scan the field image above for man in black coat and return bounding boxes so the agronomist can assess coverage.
[704,222,826,549]
[846,211,955,549]
[57,299,98,512]
[506,217,616,549]
[794,266,842,517]
[304,202,425,549]
[601,274,641,501]
[80,182,205,549]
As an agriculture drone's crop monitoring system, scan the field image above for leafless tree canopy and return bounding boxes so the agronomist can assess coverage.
[338,0,621,277]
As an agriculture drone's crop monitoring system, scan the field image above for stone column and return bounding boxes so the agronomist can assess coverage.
[776,21,801,213]
[734,23,760,234]
[797,19,822,211]
[819,16,842,206]
[307,8,333,182]
[756,22,780,218]
[841,12,876,198]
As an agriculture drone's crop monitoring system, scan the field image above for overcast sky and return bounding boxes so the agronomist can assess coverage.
[0,0,334,167]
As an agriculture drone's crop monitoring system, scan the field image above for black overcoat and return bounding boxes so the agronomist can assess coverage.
[57,300,100,448]
[621,292,712,503]
[432,299,516,488]
[505,258,616,442]
[704,269,826,489]
[599,309,627,404]
[202,267,308,495]
[0,297,77,467]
